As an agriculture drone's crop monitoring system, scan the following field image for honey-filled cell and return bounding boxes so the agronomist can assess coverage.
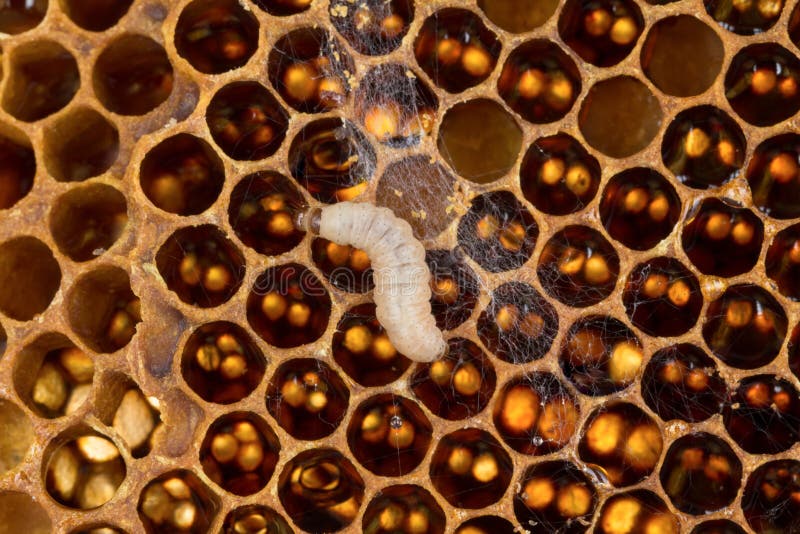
[558,0,644,67]
[362,485,446,534]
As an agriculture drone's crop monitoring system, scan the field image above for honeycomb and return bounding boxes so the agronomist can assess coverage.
[1,0,800,533]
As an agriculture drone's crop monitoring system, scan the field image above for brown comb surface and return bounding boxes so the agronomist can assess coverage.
[0,0,799,533]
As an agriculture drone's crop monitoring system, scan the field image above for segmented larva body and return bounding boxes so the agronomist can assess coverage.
[312,201,446,362]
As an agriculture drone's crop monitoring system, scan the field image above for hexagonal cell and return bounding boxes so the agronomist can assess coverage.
[266,358,349,440]
[498,40,581,124]
[140,133,225,216]
[641,16,724,97]
[0,236,61,321]
[311,239,373,294]
[724,44,800,126]
[414,8,500,94]
[579,76,663,158]
[600,168,681,251]
[206,81,289,161]
[229,172,306,257]
[743,460,800,533]
[410,337,496,420]
[62,0,132,31]
[537,225,620,307]
[660,433,742,515]
[0,492,51,534]
[376,156,457,240]
[622,256,702,337]
[50,184,127,262]
[0,399,33,476]
[429,428,512,509]
[425,250,479,331]
[278,448,364,532]
[221,505,292,534]
[156,225,245,308]
[93,35,173,116]
[44,430,126,509]
[455,516,516,534]
[355,64,437,148]
[66,266,140,353]
[724,374,800,454]
[493,373,579,455]
[692,521,747,534]
[3,41,79,122]
[175,0,258,74]
[706,0,784,34]
[437,99,520,184]
[346,394,431,477]
[101,380,161,458]
[362,485,445,534]
[682,198,763,277]
[578,402,663,487]
[520,133,600,216]
[330,0,413,56]
[13,333,93,418]
[138,470,218,533]
[43,107,119,183]
[246,263,331,347]
[200,413,280,496]
[514,461,597,534]
[181,322,266,404]
[767,223,800,300]
[558,0,643,67]
[478,282,558,364]
[267,28,352,113]
[288,118,376,203]
[642,343,727,423]
[0,129,36,210]
[457,191,538,273]
[747,134,800,219]
[662,106,746,190]
[477,0,558,32]
[560,315,644,396]
[252,0,310,15]
[332,304,410,387]
[595,490,679,534]
[0,1,47,34]
[702,284,787,369]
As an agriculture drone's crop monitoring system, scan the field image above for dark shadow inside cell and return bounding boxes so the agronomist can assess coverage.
[662,106,746,189]
[266,358,349,441]
[622,256,702,337]
[537,225,620,307]
[332,304,410,387]
[63,0,132,31]
[724,43,800,126]
[520,133,601,216]
[681,197,763,277]
[181,321,266,405]
[478,282,558,364]
[746,133,800,219]
[702,284,787,369]
[558,0,644,67]
[498,40,581,124]
[330,0,413,56]
[642,343,727,423]
[206,81,289,161]
[426,249,479,331]
[410,337,496,421]
[600,167,681,250]
[457,191,538,273]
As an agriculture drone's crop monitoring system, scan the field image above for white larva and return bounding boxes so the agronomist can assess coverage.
[305,201,446,362]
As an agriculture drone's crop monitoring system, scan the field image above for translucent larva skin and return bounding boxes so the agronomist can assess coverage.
[318,201,446,362]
